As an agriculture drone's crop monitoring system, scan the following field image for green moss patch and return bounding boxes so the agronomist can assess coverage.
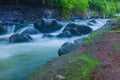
[65,54,100,80]
[114,43,120,51]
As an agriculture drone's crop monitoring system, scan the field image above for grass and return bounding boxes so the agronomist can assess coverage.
[82,32,97,45]
[65,54,100,80]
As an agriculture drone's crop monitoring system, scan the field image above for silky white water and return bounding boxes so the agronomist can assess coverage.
[0,19,108,80]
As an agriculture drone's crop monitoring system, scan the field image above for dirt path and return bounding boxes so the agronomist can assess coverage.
[90,33,120,80]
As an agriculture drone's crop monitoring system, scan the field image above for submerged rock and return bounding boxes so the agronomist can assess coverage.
[22,28,39,35]
[42,33,54,38]
[9,33,32,42]
[34,18,63,33]
[58,42,78,56]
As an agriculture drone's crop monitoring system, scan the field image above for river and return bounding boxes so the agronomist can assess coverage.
[0,19,108,80]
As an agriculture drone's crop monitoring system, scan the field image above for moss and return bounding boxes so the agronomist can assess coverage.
[114,43,120,51]
[65,54,100,80]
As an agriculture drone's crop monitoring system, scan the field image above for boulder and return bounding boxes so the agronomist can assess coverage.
[0,24,7,35]
[63,23,92,36]
[34,18,63,33]
[58,42,78,56]
[22,28,39,35]
[9,33,32,42]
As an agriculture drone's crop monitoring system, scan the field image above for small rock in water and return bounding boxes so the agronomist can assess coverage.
[54,75,66,80]
[9,33,33,43]
[42,33,54,38]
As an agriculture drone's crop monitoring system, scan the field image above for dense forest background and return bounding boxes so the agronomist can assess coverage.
[0,0,120,18]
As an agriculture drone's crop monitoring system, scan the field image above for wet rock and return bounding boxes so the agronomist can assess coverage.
[0,24,7,35]
[22,28,39,35]
[34,18,63,33]
[57,31,72,38]
[9,33,32,42]
[54,75,66,80]
[42,33,54,38]
[89,20,97,24]
[87,22,94,26]
[58,42,78,56]
[63,23,92,36]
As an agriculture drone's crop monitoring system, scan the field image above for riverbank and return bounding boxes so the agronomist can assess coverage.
[29,20,120,80]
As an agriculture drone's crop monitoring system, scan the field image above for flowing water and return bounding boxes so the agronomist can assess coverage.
[0,19,108,80]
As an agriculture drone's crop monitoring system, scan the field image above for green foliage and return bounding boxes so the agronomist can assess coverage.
[60,0,89,18]
[66,54,99,80]
[89,0,118,17]
[40,0,120,18]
